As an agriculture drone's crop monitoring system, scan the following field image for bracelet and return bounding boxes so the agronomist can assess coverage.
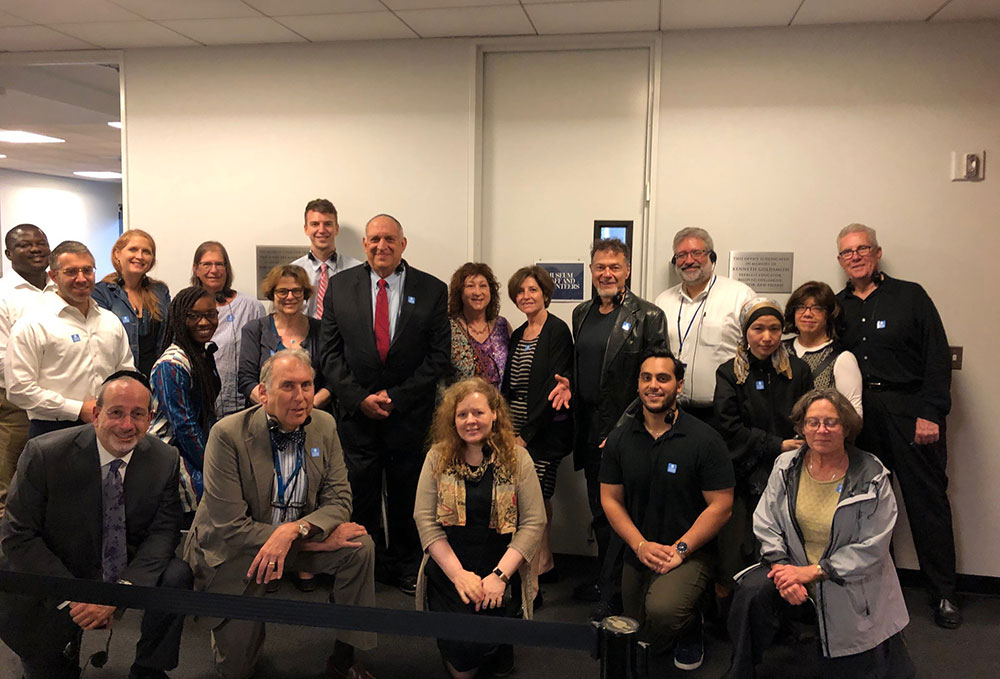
[635,540,646,554]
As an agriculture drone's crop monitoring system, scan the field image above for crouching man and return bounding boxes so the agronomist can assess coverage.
[184,348,377,679]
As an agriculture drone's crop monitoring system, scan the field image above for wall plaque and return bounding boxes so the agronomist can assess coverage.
[256,246,310,299]
[729,251,794,293]
[538,261,585,302]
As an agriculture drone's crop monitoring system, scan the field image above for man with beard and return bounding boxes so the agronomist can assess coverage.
[600,348,734,671]
[654,228,753,424]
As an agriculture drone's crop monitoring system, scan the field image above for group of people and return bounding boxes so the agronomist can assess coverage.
[0,201,957,679]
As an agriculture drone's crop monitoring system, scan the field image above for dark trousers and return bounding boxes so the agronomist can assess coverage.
[580,404,617,601]
[27,418,82,440]
[339,418,424,578]
[0,557,192,679]
[726,565,915,679]
[858,392,956,599]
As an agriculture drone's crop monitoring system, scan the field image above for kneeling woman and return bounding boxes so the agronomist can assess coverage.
[414,377,546,679]
[726,388,914,679]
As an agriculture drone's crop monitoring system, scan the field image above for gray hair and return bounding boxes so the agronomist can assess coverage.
[672,227,714,253]
[48,240,94,271]
[790,388,863,443]
[260,347,315,389]
[836,223,879,250]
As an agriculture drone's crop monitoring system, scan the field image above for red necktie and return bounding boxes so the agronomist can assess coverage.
[315,262,328,319]
[375,279,390,363]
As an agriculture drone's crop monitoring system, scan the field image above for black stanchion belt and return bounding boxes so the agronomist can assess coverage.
[0,570,596,653]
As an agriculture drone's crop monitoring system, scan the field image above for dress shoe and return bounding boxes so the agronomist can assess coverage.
[327,660,375,679]
[934,598,962,629]
[572,580,600,602]
[265,578,281,594]
[128,666,168,679]
[397,574,417,596]
[294,574,317,593]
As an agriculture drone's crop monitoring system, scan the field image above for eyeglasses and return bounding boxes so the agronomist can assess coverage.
[274,287,304,298]
[794,304,827,314]
[57,266,95,278]
[803,418,842,431]
[674,249,710,261]
[197,262,226,270]
[837,245,874,260]
[103,408,149,421]
[186,310,220,322]
[592,263,625,274]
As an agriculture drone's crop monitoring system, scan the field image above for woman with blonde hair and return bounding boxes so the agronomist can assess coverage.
[93,228,170,375]
[414,377,545,679]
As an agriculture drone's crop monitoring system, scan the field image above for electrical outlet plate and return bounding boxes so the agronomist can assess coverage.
[951,151,985,181]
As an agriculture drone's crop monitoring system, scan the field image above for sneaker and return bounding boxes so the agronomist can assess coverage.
[673,627,704,671]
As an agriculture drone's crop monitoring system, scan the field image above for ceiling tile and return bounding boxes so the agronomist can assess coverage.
[0,10,32,26]
[0,0,140,24]
[0,25,99,50]
[245,0,385,15]
[659,0,800,29]
[383,0,516,9]
[51,20,199,48]
[933,0,1000,20]
[526,0,659,34]
[275,11,418,40]
[160,17,308,45]
[108,0,262,21]
[793,0,945,24]
[396,5,533,37]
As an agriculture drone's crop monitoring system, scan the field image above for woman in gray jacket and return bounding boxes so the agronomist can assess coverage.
[725,388,914,678]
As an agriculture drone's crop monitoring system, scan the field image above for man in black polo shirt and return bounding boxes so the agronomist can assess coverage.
[600,348,734,671]
[834,222,960,629]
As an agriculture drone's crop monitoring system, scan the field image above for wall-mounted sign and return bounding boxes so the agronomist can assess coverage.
[538,261,585,302]
[729,251,794,293]
[256,245,310,299]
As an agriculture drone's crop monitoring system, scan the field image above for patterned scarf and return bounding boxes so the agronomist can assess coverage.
[734,297,792,384]
[436,446,518,534]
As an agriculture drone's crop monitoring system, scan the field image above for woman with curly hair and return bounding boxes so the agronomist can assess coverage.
[413,377,545,679]
[447,262,510,388]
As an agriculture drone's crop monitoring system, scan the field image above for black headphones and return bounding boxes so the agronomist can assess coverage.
[671,250,717,265]
[844,270,884,292]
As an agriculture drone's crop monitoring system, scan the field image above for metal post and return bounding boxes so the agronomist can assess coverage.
[597,615,648,679]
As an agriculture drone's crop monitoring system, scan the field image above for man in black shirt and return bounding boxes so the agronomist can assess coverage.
[551,238,668,609]
[835,223,960,629]
[601,348,734,671]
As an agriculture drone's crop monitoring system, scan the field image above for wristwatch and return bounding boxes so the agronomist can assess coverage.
[675,541,689,560]
[492,567,509,583]
[297,521,310,538]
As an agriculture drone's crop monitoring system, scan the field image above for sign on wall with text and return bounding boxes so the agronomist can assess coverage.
[538,262,585,302]
[729,251,794,293]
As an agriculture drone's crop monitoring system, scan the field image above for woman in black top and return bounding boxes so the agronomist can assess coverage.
[714,298,813,583]
[501,266,573,580]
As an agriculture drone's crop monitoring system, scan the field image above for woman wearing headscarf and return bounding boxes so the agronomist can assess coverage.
[714,297,813,584]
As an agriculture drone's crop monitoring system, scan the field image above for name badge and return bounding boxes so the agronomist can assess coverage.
[71,334,81,343]
[666,463,678,474]
[407,296,416,304]
[269,349,275,356]
[121,315,130,323]
[226,314,235,322]
[876,320,886,329]
[836,482,843,494]
[621,321,631,332]
[311,447,321,458]
[755,380,765,390]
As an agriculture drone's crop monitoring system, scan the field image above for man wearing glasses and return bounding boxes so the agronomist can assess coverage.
[5,241,133,439]
[835,223,960,629]
[654,228,754,425]
[185,348,377,679]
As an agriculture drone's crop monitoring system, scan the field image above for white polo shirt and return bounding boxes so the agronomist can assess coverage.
[0,270,57,391]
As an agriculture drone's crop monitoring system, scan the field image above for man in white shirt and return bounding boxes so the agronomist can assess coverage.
[0,224,56,516]
[5,240,134,439]
[290,198,361,319]
[654,228,754,423]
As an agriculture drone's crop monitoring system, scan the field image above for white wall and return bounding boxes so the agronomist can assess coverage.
[0,168,121,279]
[123,21,1000,576]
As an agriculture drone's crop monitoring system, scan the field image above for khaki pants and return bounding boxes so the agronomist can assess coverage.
[0,387,30,518]
[210,535,378,679]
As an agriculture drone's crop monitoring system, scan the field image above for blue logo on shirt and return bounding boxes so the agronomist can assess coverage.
[226,314,235,322]
[876,320,886,329]
[71,334,80,343]
[621,321,631,332]
[121,315,130,323]
[755,380,765,390]
[667,463,678,474]
[407,296,416,304]
[311,447,321,458]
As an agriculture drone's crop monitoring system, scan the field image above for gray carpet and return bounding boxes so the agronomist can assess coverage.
[2,555,997,678]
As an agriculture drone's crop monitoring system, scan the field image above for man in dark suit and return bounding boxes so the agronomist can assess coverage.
[320,213,450,594]
[0,371,191,679]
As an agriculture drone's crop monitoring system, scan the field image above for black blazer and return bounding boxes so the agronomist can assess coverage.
[238,314,325,401]
[0,425,182,589]
[502,313,574,461]
[319,261,450,449]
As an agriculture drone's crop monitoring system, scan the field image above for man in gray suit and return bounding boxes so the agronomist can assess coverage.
[0,371,191,679]
[184,348,377,679]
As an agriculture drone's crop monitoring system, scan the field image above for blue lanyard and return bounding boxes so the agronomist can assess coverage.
[273,447,304,507]
[676,276,716,355]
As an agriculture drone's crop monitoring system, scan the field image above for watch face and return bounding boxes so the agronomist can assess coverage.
[676,541,688,554]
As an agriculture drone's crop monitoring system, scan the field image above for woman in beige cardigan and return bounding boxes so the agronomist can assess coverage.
[414,377,546,679]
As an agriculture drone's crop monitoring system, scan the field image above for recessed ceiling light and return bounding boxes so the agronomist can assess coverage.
[108,122,122,129]
[0,130,65,144]
[74,171,122,179]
